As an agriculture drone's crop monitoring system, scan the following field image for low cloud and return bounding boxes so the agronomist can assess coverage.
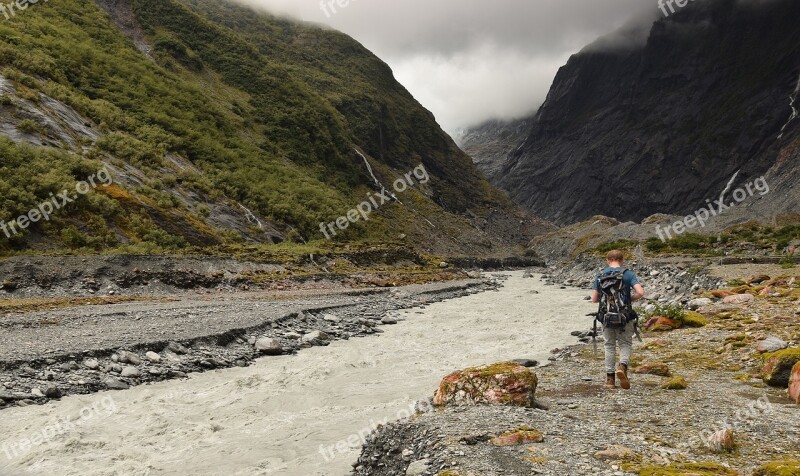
[239,0,657,134]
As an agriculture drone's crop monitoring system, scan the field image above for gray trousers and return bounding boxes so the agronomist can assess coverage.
[603,321,635,374]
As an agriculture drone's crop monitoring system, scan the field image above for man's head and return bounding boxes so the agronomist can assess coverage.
[607,250,625,266]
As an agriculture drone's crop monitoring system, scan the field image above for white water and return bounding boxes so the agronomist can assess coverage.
[0,272,595,476]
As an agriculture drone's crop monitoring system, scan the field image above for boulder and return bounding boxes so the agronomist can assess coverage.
[754,460,800,476]
[120,366,141,378]
[167,341,190,355]
[145,351,161,363]
[789,362,800,404]
[433,362,538,408]
[722,293,755,304]
[103,377,130,391]
[706,429,736,453]
[632,362,672,377]
[687,298,712,310]
[83,359,100,370]
[405,459,430,476]
[748,274,771,285]
[681,311,708,328]
[43,386,62,399]
[490,426,544,446]
[254,337,283,355]
[762,349,800,387]
[119,351,142,365]
[757,337,788,354]
[644,316,680,332]
[661,376,688,390]
[301,330,330,345]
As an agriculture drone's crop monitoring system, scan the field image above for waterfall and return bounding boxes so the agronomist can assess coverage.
[238,203,263,230]
[778,71,800,139]
[354,149,401,204]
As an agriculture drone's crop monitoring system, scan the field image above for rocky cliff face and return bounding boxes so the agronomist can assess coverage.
[467,0,800,225]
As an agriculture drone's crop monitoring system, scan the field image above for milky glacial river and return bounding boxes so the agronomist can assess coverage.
[0,272,595,476]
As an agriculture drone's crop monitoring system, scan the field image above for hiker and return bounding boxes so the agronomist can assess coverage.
[591,250,645,390]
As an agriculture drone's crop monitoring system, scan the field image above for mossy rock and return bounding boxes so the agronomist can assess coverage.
[762,349,800,387]
[661,376,688,390]
[632,362,672,377]
[436,472,464,476]
[638,462,739,475]
[433,362,538,407]
[753,460,800,476]
[681,311,708,328]
[491,425,544,446]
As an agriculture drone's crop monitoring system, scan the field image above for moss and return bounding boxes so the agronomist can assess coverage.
[491,425,545,446]
[753,460,800,475]
[436,472,464,476]
[638,462,739,475]
[661,376,688,390]
[682,311,708,328]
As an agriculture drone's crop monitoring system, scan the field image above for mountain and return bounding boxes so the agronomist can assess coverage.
[457,117,530,184]
[0,0,550,256]
[464,0,800,225]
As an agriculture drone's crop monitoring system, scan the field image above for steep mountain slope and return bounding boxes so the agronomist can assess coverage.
[0,0,549,256]
[466,0,800,225]
[458,117,530,184]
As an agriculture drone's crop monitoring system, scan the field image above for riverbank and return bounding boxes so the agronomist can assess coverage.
[354,264,800,476]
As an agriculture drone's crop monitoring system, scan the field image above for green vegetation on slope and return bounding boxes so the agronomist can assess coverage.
[0,0,514,255]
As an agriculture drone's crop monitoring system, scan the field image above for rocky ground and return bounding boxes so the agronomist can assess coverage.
[0,268,499,411]
[353,263,800,476]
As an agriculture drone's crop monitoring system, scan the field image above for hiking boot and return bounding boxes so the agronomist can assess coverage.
[604,374,616,389]
[616,364,630,390]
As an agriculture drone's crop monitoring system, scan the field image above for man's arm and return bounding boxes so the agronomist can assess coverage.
[591,290,600,303]
[631,284,645,301]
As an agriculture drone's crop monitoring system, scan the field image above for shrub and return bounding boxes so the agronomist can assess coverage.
[16,118,42,134]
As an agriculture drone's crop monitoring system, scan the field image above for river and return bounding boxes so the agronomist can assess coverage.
[0,271,595,476]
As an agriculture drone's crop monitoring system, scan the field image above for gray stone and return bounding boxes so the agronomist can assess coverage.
[103,378,130,391]
[167,341,190,355]
[322,314,340,323]
[120,366,141,378]
[83,359,100,370]
[145,351,162,363]
[406,459,430,476]
[756,337,788,354]
[301,331,330,344]
[255,337,283,355]
[688,298,713,310]
[381,316,398,325]
[43,386,62,399]
[119,351,142,365]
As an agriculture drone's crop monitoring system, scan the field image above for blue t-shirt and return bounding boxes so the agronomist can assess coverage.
[593,267,639,304]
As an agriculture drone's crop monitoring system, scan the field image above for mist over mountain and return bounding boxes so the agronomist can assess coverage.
[464,0,800,225]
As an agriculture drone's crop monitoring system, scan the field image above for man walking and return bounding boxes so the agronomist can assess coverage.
[591,250,645,390]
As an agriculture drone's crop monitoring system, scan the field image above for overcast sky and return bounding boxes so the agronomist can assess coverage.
[239,0,656,135]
